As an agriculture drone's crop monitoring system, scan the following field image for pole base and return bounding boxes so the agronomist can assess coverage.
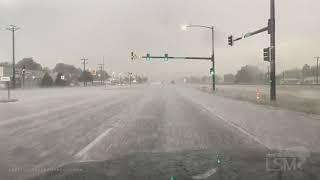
[0,99,18,103]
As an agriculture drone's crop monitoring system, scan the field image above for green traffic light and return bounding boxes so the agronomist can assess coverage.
[244,33,252,38]
[164,53,169,61]
[146,53,151,61]
[210,68,215,76]
[216,154,223,165]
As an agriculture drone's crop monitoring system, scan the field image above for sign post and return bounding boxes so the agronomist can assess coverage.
[7,81,10,100]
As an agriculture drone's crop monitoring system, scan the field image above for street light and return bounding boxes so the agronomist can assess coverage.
[181,24,188,31]
[181,24,215,91]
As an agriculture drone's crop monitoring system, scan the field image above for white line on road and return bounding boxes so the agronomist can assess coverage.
[182,94,271,150]
[75,128,113,159]
[212,112,271,150]
[0,98,99,127]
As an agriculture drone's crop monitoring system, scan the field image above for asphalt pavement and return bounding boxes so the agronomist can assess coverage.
[0,85,319,180]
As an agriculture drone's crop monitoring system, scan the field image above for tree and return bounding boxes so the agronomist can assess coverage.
[55,73,67,86]
[53,63,81,75]
[79,71,93,83]
[0,62,11,67]
[42,67,51,73]
[302,64,312,79]
[53,63,82,83]
[123,77,130,82]
[281,68,301,79]
[54,63,81,83]
[224,74,235,83]
[235,65,264,84]
[16,58,42,71]
[97,70,110,81]
[40,72,53,87]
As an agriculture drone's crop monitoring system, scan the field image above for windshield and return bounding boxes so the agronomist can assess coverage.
[0,0,320,180]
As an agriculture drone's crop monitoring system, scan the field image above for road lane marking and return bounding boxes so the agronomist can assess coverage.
[207,108,271,149]
[75,128,113,159]
[181,93,271,150]
[0,98,100,127]
[191,168,217,179]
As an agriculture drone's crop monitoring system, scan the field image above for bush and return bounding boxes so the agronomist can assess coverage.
[55,73,67,86]
[41,72,53,87]
[79,71,93,83]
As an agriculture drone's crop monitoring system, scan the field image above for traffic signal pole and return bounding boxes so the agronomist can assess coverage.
[132,25,216,92]
[228,0,276,101]
[140,56,212,60]
[270,0,276,101]
[211,26,215,92]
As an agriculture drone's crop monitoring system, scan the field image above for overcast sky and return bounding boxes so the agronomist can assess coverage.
[0,0,319,80]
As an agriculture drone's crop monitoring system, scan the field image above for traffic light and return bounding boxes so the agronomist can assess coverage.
[131,51,134,60]
[244,32,252,38]
[263,47,271,62]
[146,53,151,61]
[228,35,233,46]
[210,68,215,76]
[164,54,169,61]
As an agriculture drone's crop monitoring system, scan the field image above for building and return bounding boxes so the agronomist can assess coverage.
[0,65,45,88]
[279,78,301,85]
[303,76,318,85]
[224,74,235,84]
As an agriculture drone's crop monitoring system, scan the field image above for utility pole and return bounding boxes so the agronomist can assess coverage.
[102,56,105,83]
[128,72,133,87]
[22,65,26,88]
[314,56,319,85]
[6,25,20,89]
[81,58,88,86]
[270,0,276,100]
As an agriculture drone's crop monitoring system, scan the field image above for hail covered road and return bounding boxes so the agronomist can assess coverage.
[0,84,319,180]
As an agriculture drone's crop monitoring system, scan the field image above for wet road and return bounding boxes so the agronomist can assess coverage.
[0,85,319,180]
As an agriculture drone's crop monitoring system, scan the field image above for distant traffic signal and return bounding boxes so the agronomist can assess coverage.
[146,53,151,61]
[164,54,169,61]
[263,47,271,62]
[210,68,215,76]
[131,51,134,60]
[228,35,233,46]
[244,33,252,38]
